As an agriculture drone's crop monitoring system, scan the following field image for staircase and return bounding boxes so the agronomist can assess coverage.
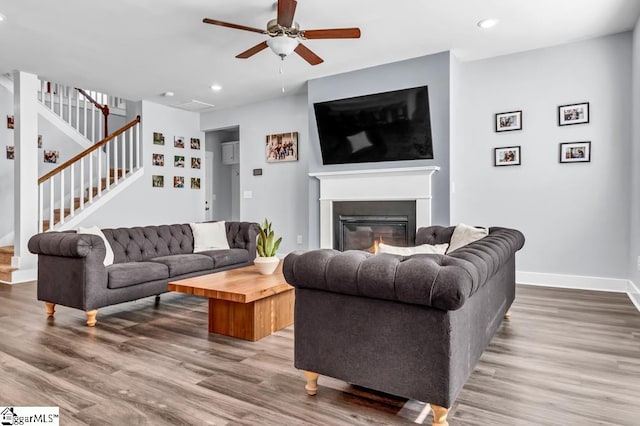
[2,75,145,283]
[0,246,15,283]
[38,116,143,232]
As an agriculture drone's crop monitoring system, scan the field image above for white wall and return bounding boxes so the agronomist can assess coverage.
[0,84,14,245]
[78,101,205,228]
[200,94,310,254]
[451,33,632,281]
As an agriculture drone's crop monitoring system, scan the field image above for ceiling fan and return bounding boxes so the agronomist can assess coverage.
[203,0,361,66]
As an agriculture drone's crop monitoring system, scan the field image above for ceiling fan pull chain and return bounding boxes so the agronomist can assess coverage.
[280,59,286,93]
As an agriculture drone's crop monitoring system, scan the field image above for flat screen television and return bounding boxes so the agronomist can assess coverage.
[313,86,433,165]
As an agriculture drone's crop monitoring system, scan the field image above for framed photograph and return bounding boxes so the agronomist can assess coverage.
[266,131,298,162]
[173,176,184,188]
[6,146,14,160]
[559,141,590,163]
[191,157,201,169]
[494,146,521,166]
[174,136,185,148]
[174,155,185,168]
[152,153,164,166]
[44,150,59,164]
[7,115,14,129]
[152,175,164,188]
[191,177,201,189]
[38,135,43,148]
[190,138,201,150]
[558,102,589,126]
[153,132,165,145]
[495,110,522,132]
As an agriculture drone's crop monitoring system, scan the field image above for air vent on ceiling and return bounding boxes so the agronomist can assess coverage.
[172,100,215,112]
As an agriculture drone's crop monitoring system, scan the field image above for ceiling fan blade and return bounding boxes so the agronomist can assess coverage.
[294,43,323,66]
[236,41,269,59]
[277,0,298,28]
[203,18,266,35]
[302,28,361,39]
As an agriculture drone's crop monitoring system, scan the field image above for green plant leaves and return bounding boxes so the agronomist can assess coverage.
[257,218,280,257]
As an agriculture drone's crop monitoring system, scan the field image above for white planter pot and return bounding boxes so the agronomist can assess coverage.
[254,256,280,275]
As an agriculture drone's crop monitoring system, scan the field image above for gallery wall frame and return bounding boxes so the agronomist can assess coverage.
[559,141,591,163]
[495,110,522,132]
[494,146,521,166]
[558,102,589,126]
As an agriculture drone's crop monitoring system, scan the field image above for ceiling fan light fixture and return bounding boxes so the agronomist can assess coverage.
[267,35,299,59]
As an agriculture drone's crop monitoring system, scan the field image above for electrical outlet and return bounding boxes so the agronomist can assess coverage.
[297,235,303,244]
[243,190,253,199]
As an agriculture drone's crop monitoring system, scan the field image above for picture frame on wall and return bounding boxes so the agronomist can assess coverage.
[173,176,185,188]
[559,141,590,163]
[44,150,59,164]
[6,146,14,160]
[558,102,589,126]
[494,146,521,166]
[191,178,201,189]
[190,138,201,150]
[152,175,164,188]
[174,136,185,148]
[266,131,298,162]
[495,110,522,132]
[153,132,165,145]
[174,155,185,168]
[152,153,164,166]
[7,115,14,129]
[191,157,201,169]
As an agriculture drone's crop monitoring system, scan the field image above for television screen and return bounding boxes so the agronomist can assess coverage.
[313,86,433,165]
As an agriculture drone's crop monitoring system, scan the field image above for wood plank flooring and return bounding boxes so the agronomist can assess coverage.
[0,282,638,425]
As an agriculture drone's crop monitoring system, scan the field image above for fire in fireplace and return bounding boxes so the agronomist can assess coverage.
[333,201,416,251]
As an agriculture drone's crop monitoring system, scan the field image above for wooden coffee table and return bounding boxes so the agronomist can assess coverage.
[167,264,294,341]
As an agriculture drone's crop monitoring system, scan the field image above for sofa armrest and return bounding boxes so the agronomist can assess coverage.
[29,232,107,260]
[225,221,260,261]
[28,232,109,311]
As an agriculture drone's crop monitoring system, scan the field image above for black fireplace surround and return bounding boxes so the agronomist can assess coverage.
[333,201,416,252]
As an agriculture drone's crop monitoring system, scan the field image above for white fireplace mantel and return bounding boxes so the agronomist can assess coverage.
[310,166,440,248]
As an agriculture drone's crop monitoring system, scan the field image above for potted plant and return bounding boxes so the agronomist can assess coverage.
[254,218,282,275]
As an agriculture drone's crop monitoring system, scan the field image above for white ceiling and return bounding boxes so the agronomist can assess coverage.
[0,0,638,111]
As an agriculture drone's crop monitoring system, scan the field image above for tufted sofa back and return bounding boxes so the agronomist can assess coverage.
[103,224,194,264]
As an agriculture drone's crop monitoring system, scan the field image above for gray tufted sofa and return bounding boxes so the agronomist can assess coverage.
[283,226,525,425]
[28,221,259,326]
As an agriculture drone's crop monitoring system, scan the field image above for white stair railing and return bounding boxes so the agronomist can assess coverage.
[38,79,126,143]
[38,116,141,232]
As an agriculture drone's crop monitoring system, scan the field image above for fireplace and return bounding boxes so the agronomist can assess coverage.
[333,201,416,251]
[309,166,439,249]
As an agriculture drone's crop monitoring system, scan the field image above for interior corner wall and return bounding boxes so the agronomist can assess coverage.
[199,94,309,254]
[76,100,205,228]
[306,51,451,247]
[451,32,632,280]
[0,84,14,245]
[629,19,640,300]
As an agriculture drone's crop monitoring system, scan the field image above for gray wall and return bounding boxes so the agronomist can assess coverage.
[630,19,640,302]
[80,100,205,228]
[200,94,310,254]
[306,51,451,248]
[451,33,632,279]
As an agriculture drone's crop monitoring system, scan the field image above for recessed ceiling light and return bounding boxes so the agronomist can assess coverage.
[210,84,222,92]
[0,13,6,22]
[477,18,499,29]
[162,91,175,97]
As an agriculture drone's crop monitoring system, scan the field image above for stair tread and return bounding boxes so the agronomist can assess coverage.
[0,265,17,272]
[0,246,14,255]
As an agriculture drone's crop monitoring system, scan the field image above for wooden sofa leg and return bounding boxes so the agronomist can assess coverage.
[86,309,98,327]
[304,371,319,396]
[430,404,449,426]
[504,309,512,319]
[45,302,55,317]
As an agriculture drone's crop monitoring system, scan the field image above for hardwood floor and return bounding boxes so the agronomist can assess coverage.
[1,282,639,425]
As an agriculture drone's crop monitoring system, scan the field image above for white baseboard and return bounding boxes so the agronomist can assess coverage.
[517,271,640,312]
[628,280,640,312]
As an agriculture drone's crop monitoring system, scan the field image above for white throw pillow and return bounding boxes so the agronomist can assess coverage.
[447,223,488,253]
[190,221,230,253]
[378,243,449,256]
[77,225,114,266]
